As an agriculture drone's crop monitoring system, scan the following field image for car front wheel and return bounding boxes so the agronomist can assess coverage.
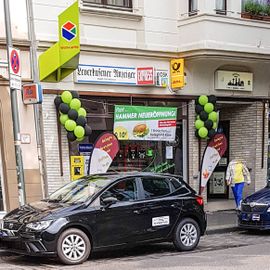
[173,218,200,251]
[57,228,91,265]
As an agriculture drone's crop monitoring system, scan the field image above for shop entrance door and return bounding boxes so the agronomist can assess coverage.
[207,121,230,199]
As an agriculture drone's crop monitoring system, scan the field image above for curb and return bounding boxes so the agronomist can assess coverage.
[206,226,240,235]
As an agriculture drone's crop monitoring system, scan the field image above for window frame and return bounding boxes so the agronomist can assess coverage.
[188,0,198,16]
[216,0,227,15]
[81,0,133,12]
[139,176,190,200]
[99,177,143,205]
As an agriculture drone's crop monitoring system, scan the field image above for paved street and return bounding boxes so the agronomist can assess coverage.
[1,230,270,269]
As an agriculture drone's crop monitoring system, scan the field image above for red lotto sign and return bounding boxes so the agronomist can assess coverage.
[137,67,155,85]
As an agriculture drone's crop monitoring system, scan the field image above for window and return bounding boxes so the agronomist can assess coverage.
[101,178,138,203]
[82,0,133,11]
[216,0,227,15]
[142,177,171,199]
[0,0,28,39]
[189,0,198,16]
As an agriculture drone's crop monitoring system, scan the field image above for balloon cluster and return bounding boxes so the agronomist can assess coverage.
[194,95,218,139]
[54,91,92,142]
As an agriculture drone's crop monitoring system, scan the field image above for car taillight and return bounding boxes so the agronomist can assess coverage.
[196,196,204,206]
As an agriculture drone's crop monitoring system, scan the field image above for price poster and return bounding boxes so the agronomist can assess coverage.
[113,105,177,141]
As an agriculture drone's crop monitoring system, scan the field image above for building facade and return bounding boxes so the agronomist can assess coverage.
[32,0,270,206]
[0,0,43,217]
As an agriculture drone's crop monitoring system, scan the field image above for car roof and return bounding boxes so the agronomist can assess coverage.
[87,172,183,180]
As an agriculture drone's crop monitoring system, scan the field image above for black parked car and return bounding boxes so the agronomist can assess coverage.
[239,181,270,230]
[0,173,206,265]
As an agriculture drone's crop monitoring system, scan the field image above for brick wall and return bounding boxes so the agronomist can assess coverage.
[188,100,268,203]
[42,95,71,195]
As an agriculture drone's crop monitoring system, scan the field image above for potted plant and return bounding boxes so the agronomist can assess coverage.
[262,3,270,21]
[242,0,264,20]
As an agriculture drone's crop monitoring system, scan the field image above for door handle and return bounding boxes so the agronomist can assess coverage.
[133,210,142,214]
[171,204,178,208]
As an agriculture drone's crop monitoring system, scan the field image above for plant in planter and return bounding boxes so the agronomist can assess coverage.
[243,0,264,19]
[262,3,270,20]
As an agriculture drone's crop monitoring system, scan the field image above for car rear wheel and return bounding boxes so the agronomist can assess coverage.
[57,228,91,265]
[173,218,200,251]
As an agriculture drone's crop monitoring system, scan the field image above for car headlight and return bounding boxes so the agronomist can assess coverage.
[26,220,53,231]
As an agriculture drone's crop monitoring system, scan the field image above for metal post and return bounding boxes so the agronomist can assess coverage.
[4,0,26,206]
[26,0,47,198]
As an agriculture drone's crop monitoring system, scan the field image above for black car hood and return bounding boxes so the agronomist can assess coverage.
[245,187,270,204]
[4,200,83,224]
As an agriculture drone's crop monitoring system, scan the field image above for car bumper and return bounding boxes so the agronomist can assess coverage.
[0,229,57,256]
[238,212,270,230]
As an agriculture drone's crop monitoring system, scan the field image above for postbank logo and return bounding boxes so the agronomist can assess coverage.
[62,21,77,42]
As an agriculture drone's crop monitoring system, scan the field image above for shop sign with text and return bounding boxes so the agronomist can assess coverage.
[114,105,177,141]
[170,58,184,89]
[155,69,169,88]
[137,67,155,85]
[74,64,136,85]
[215,70,253,91]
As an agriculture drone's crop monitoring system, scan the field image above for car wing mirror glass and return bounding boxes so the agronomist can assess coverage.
[102,197,118,208]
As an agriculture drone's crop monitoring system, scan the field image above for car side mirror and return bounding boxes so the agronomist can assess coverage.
[102,197,118,208]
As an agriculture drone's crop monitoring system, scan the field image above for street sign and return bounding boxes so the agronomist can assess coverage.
[22,83,43,104]
[9,47,21,90]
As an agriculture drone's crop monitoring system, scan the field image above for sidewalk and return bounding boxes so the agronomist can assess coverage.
[205,199,239,234]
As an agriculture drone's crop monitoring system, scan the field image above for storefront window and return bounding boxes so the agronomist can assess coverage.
[69,97,185,178]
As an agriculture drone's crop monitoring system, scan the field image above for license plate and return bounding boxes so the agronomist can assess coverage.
[252,214,260,221]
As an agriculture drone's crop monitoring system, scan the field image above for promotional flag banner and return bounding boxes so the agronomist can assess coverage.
[200,133,227,194]
[88,132,119,175]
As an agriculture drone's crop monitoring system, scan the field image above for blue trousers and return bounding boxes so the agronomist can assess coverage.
[231,182,245,208]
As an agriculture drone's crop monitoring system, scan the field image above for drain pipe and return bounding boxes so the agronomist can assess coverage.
[26,0,47,198]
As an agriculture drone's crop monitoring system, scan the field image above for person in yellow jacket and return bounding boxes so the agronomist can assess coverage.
[226,159,251,210]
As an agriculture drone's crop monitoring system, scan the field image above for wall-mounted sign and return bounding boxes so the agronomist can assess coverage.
[170,58,184,89]
[155,69,169,88]
[71,156,84,180]
[21,133,31,144]
[215,70,253,91]
[78,143,93,155]
[74,64,136,85]
[137,67,155,85]
[22,83,43,105]
[113,105,177,141]
[9,47,21,90]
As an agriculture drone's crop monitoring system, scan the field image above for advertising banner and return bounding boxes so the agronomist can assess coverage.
[113,105,177,141]
[88,132,119,175]
[71,156,84,181]
[200,133,228,194]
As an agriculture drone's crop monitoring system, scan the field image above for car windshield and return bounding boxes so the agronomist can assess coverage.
[45,175,116,204]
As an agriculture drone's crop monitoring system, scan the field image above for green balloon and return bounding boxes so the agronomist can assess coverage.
[212,122,217,130]
[70,98,81,110]
[195,119,204,130]
[204,103,214,113]
[208,111,218,122]
[60,114,69,125]
[198,95,208,106]
[74,126,85,138]
[78,107,87,117]
[198,127,208,138]
[65,119,76,131]
[61,91,72,104]
[76,136,85,142]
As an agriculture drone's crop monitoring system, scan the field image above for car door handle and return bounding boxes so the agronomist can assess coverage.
[133,209,147,214]
[171,204,179,208]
